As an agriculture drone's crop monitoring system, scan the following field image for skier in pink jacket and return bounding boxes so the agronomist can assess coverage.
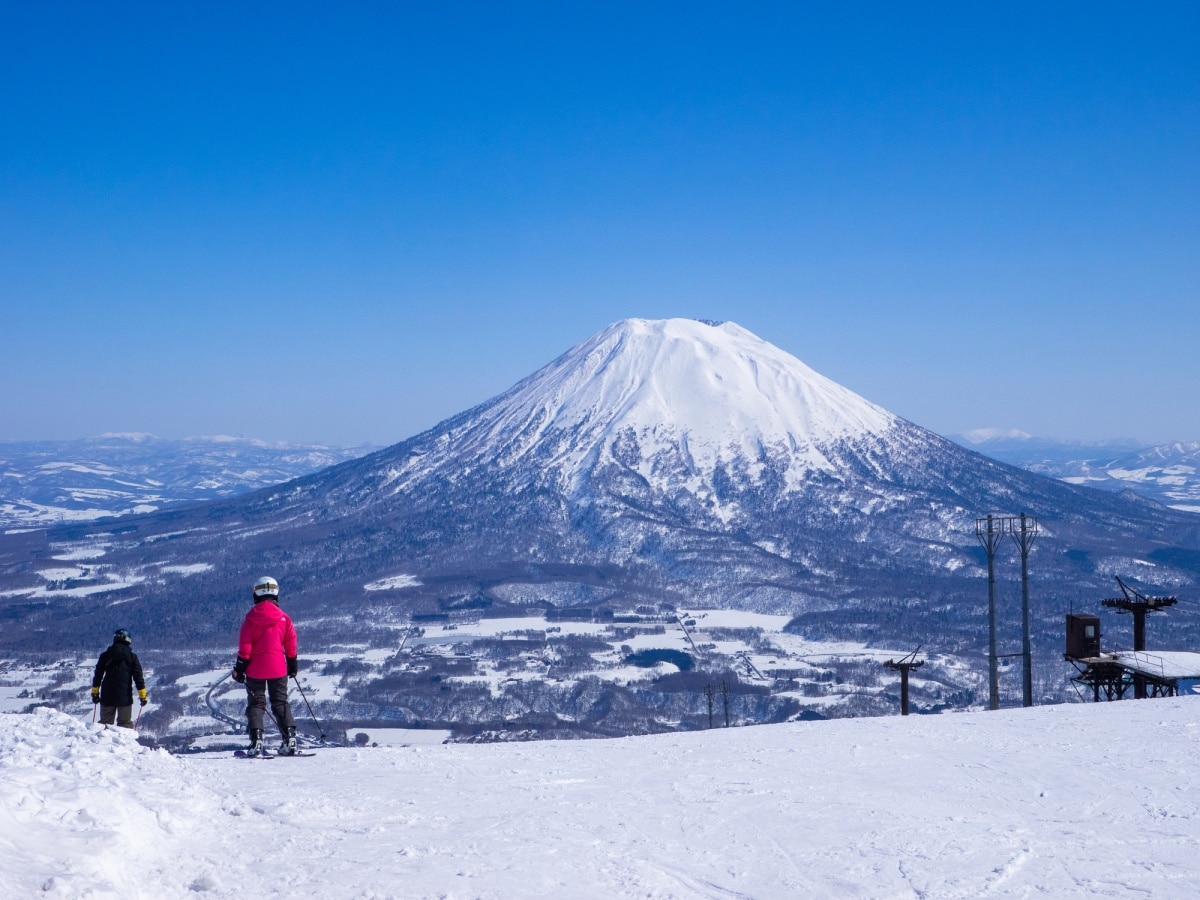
[232,576,299,756]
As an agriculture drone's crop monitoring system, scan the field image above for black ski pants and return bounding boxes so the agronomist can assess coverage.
[99,704,134,728]
[244,676,295,733]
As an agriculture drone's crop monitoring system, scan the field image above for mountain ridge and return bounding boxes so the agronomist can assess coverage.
[952,430,1200,512]
[0,434,375,528]
[369,318,901,507]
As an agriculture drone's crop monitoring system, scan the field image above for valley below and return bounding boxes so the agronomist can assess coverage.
[4,604,994,748]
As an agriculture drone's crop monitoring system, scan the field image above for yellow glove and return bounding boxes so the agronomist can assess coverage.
[137,688,148,706]
[91,687,100,704]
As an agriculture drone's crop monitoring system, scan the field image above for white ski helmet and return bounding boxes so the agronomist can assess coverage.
[253,576,280,600]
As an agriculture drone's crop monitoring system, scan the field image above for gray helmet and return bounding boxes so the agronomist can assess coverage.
[113,628,131,644]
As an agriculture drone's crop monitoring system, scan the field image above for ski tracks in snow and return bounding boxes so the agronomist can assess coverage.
[8,700,1200,897]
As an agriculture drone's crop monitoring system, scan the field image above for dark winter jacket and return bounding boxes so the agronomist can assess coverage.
[237,599,298,680]
[92,642,146,707]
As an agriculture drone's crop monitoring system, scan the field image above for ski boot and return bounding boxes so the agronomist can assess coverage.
[279,726,297,756]
[247,728,265,757]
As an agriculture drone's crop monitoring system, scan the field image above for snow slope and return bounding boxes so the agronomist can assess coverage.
[5,699,1200,898]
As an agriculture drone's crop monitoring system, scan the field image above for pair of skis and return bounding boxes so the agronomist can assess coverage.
[234,748,316,759]
[220,673,327,759]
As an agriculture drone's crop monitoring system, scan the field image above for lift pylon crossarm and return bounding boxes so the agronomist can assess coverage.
[973,514,1038,540]
[886,645,923,668]
[884,658,924,670]
[1103,576,1177,612]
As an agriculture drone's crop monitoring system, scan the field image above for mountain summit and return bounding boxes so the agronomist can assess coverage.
[375,317,913,524]
[455,317,897,488]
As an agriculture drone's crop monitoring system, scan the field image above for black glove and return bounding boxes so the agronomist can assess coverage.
[232,657,249,684]
[286,657,298,677]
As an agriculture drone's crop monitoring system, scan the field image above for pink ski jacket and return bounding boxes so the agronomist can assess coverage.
[237,600,298,680]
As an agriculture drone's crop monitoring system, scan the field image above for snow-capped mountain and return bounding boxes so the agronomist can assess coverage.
[2,319,1199,720]
[426,318,899,497]
[954,431,1200,512]
[0,434,373,528]
[959,427,1036,444]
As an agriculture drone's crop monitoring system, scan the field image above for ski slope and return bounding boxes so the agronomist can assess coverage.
[4,699,1200,898]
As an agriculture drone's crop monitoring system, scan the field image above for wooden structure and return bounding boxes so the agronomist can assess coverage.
[1065,614,1101,660]
[1065,579,1198,702]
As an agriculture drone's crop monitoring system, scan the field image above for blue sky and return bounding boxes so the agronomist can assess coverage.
[2,2,1197,446]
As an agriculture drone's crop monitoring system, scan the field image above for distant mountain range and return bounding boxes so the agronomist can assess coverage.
[6,429,1193,535]
[0,434,374,528]
[2,319,1198,735]
[951,431,1200,513]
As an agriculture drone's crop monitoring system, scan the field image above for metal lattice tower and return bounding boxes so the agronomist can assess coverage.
[974,514,1004,710]
[974,512,1039,708]
[1010,513,1038,707]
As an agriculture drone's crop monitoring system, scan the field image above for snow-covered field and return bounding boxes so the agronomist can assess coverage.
[385,608,971,710]
[5,698,1200,898]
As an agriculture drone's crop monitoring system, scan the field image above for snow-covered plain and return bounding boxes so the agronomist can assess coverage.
[5,698,1200,898]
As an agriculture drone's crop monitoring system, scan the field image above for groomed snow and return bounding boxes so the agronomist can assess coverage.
[5,699,1200,897]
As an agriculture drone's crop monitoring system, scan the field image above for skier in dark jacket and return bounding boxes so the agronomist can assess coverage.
[91,628,147,728]
[232,576,299,756]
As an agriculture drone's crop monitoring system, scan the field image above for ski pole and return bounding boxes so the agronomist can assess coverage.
[135,702,143,730]
[291,676,327,741]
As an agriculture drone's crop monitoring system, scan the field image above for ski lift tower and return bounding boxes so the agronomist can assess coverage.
[1102,577,1177,698]
[884,647,924,716]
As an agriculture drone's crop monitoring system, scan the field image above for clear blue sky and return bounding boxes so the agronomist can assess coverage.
[2,2,1197,446]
